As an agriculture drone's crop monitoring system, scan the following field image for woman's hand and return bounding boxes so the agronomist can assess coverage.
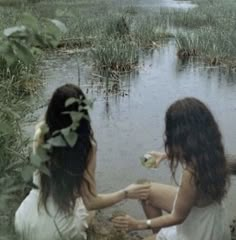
[112,215,138,231]
[124,183,151,200]
[147,151,167,168]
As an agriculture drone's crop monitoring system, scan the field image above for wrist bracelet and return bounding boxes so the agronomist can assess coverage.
[146,219,152,229]
[124,190,128,199]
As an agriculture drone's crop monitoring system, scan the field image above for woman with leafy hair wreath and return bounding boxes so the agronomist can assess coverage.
[113,97,231,240]
[15,84,150,240]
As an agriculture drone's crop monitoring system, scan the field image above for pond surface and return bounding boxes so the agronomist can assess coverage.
[130,0,197,10]
[24,40,236,225]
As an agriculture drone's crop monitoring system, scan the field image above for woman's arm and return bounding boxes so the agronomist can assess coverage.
[81,188,125,210]
[81,182,151,211]
[113,169,197,230]
[81,144,150,210]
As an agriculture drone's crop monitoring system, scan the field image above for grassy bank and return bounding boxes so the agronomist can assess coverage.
[0,10,66,238]
[0,81,30,240]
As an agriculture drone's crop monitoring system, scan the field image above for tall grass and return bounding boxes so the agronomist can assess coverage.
[104,15,130,37]
[91,37,139,71]
[133,15,173,48]
[173,0,236,65]
[0,79,30,239]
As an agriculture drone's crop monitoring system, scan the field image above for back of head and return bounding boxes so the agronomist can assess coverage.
[39,84,94,214]
[164,97,229,202]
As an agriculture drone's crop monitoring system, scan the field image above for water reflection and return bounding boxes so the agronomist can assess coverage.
[122,0,197,10]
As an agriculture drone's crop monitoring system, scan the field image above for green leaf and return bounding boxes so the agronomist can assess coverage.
[31,154,42,168]
[22,165,35,182]
[0,42,17,66]
[47,135,67,147]
[36,146,50,162]
[21,13,39,31]
[42,143,51,150]
[12,41,34,65]
[71,122,79,131]
[83,99,94,108]
[3,26,27,38]
[50,19,67,34]
[44,33,59,48]
[64,132,78,147]
[69,111,84,122]
[31,46,42,56]
[39,164,50,176]
[44,20,61,41]
[60,126,71,137]
[34,33,48,48]
[65,97,79,107]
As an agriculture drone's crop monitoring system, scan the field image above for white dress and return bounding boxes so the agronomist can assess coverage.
[157,202,231,240]
[15,123,89,240]
[15,172,89,240]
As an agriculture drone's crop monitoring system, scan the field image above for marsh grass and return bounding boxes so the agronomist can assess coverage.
[133,15,173,48]
[105,15,130,37]
[91,37,139,71]
[172,0,236,66]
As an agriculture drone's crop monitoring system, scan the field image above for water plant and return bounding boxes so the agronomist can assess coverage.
[105,15,130,38]
[172,0,236,66]
[91,37,139,71]
[133,15,173,48]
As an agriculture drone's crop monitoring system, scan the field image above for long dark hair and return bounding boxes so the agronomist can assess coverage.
[38,84,95,214]
[164,97,229,203]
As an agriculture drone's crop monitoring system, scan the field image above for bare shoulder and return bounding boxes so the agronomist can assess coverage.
[179,168,196,192]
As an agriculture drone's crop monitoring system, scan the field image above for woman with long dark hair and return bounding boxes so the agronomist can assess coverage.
[15,84,150,240]
[113,97,231,240]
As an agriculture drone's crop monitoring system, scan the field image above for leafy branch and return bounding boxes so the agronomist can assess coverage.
[22,97,94,183]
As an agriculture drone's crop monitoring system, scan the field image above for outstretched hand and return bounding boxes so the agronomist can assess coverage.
[147,151,167,168]
[112,214,138,231]
[124,183,151,200]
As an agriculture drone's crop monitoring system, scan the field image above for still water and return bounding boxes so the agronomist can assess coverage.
[126,0,197,10]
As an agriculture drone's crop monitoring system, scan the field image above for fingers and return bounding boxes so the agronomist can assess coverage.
[139,192,150,200]
[147,151,159,157]
[137,184,151,193]
[112,216,128,231]
[133,184,151,199]
[136,183,151,190]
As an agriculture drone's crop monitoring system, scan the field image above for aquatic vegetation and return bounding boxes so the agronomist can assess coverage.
[91,37,139,71]
[133,15,173,48]
[163,6,216,29]
[122,5,139,16]
[173,0,236,66]
[105,15,130,37]
[176,27,236,65]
